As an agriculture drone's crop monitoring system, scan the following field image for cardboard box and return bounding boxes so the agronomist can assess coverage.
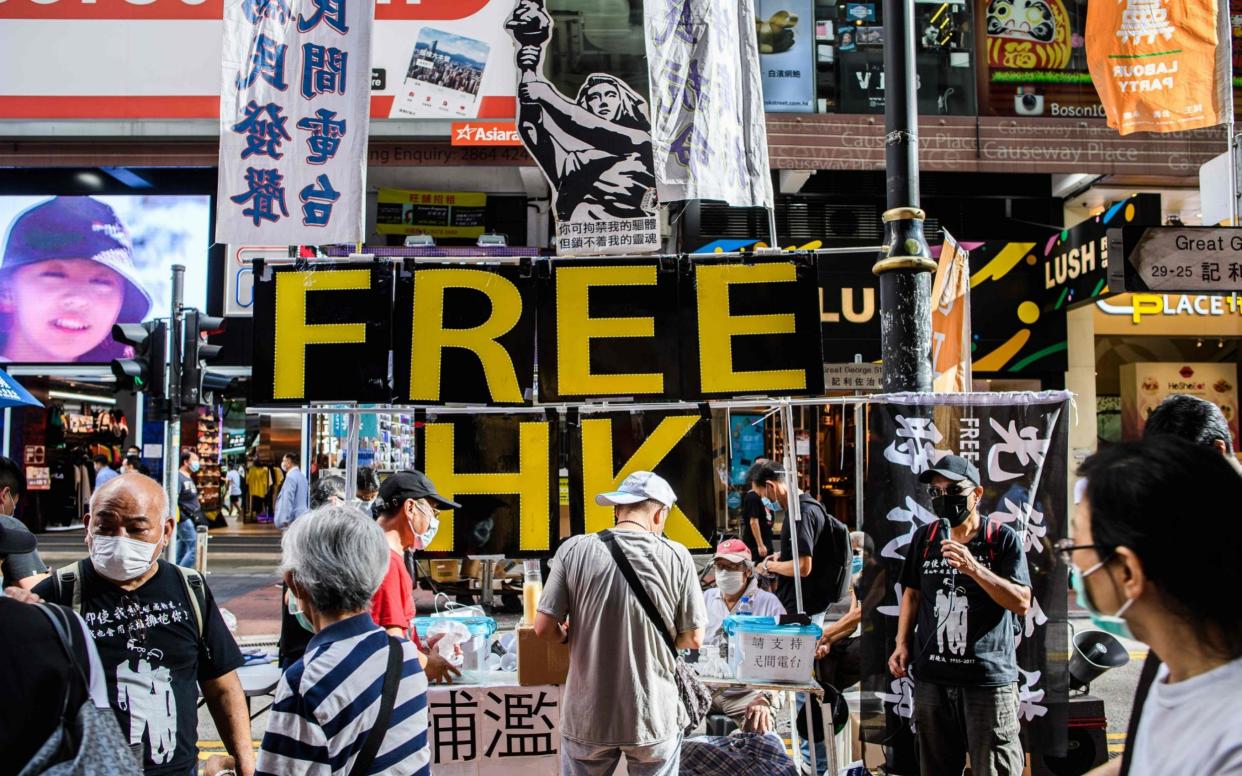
[516,624,570,686]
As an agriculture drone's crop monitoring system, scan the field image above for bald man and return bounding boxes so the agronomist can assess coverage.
[33,474,254,776]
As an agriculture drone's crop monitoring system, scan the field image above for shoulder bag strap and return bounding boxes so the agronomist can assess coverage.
[598,531,678,657]
[174,565,207,638]
[1120,652,1162,776]
[348,636,404,776]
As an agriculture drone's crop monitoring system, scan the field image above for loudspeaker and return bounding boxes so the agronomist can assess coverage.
[1030,695,1109,776]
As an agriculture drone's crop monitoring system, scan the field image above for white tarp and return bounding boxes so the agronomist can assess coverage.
[215,0,374,244]
[644,0,774,208]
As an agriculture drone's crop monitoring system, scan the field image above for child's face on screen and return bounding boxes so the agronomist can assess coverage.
[1,258,127,361]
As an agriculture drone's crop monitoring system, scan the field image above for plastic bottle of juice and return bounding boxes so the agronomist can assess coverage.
[522,559,543,625]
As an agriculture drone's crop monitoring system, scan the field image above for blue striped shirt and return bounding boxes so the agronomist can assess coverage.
[256,613,431,775]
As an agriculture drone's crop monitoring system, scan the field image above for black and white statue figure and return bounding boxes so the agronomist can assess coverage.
[506,0,660,255]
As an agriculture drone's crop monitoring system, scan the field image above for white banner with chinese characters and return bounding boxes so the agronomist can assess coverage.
[643,0,774,208]
[216,0,374,244]
[427,684,560,775]
[859,392,1071,758]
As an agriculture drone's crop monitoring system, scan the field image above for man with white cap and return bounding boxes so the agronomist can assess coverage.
[535,471,707,776]
[703,539,785,733]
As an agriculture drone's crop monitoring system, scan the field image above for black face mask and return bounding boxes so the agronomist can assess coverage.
[932,494,971,526]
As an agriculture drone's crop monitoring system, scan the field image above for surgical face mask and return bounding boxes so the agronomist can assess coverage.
[932,493,971,526]
[189,460,201,473]
[851,554,864,576]
[716,569,747,596]
[1071,558,1135,640]
[413,513,441,551]
[761,497,780,513]
[287,591,315,633]
[89,535,160,582]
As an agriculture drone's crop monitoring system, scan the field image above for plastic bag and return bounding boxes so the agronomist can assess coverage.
[426,619,471,666]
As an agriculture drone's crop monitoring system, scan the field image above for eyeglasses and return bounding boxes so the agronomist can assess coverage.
[1053,538,1108,564]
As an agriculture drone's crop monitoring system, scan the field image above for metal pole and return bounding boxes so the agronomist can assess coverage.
[766,206,779,248]
[164,265,185,563]
[876,0,936,393]
[343,412,361,501]
[854,355,866,532]
[1225,0,1240,226]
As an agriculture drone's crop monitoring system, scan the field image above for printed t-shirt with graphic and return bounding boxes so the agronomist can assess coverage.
[899,519,1030,687]
[33,559,244,775]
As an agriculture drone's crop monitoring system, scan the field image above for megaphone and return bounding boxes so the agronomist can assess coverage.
[1069,629,1130,692]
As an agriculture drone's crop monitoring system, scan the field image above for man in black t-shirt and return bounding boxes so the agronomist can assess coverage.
[890,455,1031,776]
[749,461,849,620]
[32,473,252,776]
[740,486,774,563]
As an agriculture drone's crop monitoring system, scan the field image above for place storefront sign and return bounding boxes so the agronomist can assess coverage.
[1107,226,1242,295]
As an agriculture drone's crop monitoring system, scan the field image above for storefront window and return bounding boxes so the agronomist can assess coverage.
[810,0,978,115]
[545,0,650,101]
[982,0,1095,118]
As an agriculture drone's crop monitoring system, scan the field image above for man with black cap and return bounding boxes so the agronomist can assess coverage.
[890,454,1031,776]
[372,469,462,684]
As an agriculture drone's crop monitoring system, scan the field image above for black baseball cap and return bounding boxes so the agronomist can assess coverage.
[0,521,36,556]
[378,470,461,511]
[918,454,981,486]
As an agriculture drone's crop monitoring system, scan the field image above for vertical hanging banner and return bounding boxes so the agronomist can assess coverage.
[1086,0,1230,135]
[505,0,661,256]
[931,232,972,392]
[567,408,714,551]
[859,392,1071,758]
[643,0,774,208]
[417,410,558,558]
[392,261,536,406]
[216,0,374,243]
[250,262,394,404]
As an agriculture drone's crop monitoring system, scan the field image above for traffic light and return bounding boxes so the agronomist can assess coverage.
[180,309,225,407]
[110,321,167,398]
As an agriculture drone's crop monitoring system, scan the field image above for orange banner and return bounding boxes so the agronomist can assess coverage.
[931,232,971,393]
[1087,0,1229,135]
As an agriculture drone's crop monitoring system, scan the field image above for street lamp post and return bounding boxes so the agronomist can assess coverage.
[876,0,936,394]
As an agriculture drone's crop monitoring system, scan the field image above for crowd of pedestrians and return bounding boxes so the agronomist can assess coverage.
[2,393,1241,774]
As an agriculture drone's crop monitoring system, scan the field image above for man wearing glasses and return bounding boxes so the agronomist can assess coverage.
[371,469,462,683]
[32,473,252,776]
[888,455,1031,776]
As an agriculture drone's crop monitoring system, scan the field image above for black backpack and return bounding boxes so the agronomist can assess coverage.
[801,494,852,607]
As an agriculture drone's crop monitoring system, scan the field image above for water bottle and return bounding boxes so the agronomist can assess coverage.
[737,595,753,615]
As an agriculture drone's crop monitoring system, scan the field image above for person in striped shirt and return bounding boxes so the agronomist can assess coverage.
[207,504,430,776]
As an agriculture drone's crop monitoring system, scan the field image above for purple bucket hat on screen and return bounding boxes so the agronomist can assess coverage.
[1,197,152,322]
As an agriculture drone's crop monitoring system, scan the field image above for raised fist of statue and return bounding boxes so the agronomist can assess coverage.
[506,0,552,48]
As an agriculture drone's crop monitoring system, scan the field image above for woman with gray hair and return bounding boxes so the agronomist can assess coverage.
[213,505,430,775]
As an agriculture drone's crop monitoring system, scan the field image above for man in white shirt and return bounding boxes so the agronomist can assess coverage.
[703,538,785,733]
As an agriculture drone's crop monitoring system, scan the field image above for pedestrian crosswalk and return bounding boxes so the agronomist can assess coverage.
[1109,731,1126,754]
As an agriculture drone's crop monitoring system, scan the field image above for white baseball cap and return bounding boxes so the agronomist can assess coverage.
[595,471,677,508]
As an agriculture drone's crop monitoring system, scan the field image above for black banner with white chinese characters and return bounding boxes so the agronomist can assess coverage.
[859,392,1070,758]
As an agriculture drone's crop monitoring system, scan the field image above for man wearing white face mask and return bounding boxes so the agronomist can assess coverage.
[371,470,462,684]
[702,539,785,733]
[32,473,253,776]
[175,451,202,568]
